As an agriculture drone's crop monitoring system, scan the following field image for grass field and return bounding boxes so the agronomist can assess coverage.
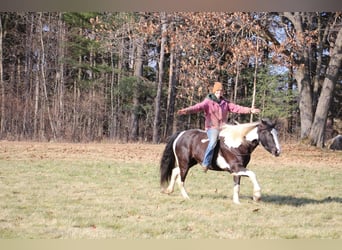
[0,141,341,239]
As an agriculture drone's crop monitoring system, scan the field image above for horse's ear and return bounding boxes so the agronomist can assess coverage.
[260,118,276,128]
[258,118,267,130]
[260,118,270,125]
[272,118,279,128]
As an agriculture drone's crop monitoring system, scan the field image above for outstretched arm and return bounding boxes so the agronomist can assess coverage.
[227,101,261,114]
[250,107,261,114]
[177,99,208,115]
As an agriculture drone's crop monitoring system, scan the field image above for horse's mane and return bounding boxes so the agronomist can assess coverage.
[219,121,259,148]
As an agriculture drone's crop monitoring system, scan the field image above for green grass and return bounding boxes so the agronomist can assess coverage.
[0,143,341,239]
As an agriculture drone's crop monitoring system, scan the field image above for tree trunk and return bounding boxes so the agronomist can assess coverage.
[38,13,56,141]
[153,12,167,143]
[312,16,329,109]
[131,34,144,141]
[164,26,178,139]
[284,12,314,139]
[22,13,34,139]
[234,58,240,104]
[295,61,313,139]
[72,46,82,141]
[109,49,116,140]
[33,71,40,140]
[309,27,342,147]
[250,38,259,122]
[55,12,65,139]
[0,16,4,137]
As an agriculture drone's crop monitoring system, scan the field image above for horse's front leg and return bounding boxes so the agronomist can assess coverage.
[233,176,241,204]
[232,168,261,202]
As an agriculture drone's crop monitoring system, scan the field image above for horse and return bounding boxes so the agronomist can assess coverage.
[327,135,342,150]
[159,118,281,204]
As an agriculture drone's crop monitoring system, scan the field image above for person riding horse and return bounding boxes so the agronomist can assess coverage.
[177,82,260,172]
[160,119,281,203]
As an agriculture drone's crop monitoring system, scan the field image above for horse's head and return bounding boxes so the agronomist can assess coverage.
[257,118,281,157]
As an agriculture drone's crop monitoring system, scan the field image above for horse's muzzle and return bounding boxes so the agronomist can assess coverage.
[273,149,280,157]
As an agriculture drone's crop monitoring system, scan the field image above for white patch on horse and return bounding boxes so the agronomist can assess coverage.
[271,128,281,154]
[216,154,231,170]
[245,127,258,141]
[220,123,259,148]
[172,131,186,167]
[220,129,244,148]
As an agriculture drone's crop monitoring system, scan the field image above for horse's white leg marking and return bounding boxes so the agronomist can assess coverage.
[233,184,241,204]
[232,170,261,202]
[165,167,180,194]
[176,174,190,199]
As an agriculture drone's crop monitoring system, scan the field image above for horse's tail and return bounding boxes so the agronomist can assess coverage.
[160,131,181,186]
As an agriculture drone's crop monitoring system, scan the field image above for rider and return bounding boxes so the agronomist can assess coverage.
[177,81,260,172]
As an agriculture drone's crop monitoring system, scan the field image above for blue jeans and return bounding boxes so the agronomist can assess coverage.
[202,128,220,167]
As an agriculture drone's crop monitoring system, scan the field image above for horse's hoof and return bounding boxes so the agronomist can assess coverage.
[253,196,261,202]
[161,188,173,194]
[253,190,261,202]
[182,195,190,200]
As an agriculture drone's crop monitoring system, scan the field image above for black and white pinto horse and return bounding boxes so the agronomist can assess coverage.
[160,119,281,204]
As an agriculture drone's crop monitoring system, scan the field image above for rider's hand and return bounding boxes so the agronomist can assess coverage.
[177,109,187,115]
[251,108,260,114]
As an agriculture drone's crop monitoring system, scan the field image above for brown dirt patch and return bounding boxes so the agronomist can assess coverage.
[0,140,341,168]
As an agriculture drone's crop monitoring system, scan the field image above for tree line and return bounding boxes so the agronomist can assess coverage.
[0,12,341,146]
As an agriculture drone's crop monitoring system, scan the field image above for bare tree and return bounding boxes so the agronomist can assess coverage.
[164,15,179,138]
[131,30,144,141]
[309,27,342,147]
[283,12,342,146]
[55,12,66,139]
[38,12,56,141]
[153,12,167,143]
[0,12,339,144]
[0,15,4,137]
[283,12,314,139]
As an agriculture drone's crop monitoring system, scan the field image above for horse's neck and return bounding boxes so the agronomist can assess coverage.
[220,123,259,148]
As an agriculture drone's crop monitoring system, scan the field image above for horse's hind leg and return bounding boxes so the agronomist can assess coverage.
[176,174,190,199]
[163,166,190,199]
[164,167,180,194]
[174,165,190,199]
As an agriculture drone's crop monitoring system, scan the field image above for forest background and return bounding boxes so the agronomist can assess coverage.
[0,12,341,147]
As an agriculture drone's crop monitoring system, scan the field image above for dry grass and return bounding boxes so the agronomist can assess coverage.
[0,141,341,239]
